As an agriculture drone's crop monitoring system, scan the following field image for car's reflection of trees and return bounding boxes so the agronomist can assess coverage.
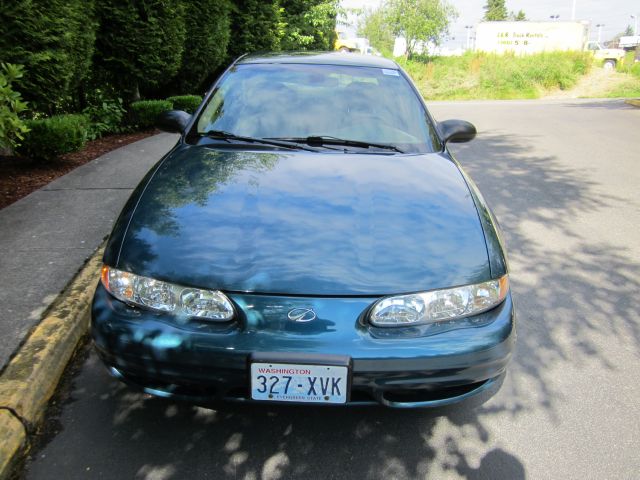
[132,149,279,238]
[119,235,158,267]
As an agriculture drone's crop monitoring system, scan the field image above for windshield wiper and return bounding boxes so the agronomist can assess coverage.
[265,136,404,153]
[201,130,318,152]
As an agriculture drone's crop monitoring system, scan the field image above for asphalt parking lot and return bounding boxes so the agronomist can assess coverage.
[22,99,640,480]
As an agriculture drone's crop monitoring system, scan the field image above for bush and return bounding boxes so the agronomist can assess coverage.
[83,93,126,140]
[19,114,89,160]
[0,63,30,151]
[129,100,172,129]
[617,52,640,77]
[166,95,202,114]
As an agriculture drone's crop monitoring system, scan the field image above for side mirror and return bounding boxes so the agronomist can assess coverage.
[157,110,192,133]
[439,119,476,144]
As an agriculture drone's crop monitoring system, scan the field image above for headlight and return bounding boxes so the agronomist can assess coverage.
[369,276,509,327]
[101,265,234,321]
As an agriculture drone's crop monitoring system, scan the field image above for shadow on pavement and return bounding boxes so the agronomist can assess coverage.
[559,99,638,110]
[26,352,524,480]
[451,132,640,417]
[24,127,640,480]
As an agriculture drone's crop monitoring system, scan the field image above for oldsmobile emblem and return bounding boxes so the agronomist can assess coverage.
[287,308,316,322]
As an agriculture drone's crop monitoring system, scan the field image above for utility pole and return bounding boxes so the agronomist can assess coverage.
[596,23,605,43]
[465,26,473,50]
[571,0,577,20]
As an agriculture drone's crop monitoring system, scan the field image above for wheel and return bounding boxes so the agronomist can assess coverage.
[339,47,350,53]
[603,59,616,70]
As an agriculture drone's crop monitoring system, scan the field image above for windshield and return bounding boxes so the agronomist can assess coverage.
[195,63,440,153]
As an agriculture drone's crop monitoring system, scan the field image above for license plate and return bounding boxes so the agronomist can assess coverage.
[250,362,348,404]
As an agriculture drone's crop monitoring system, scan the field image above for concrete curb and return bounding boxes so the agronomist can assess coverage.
[0,410,26,478]
[0,247,103,479]
[625,99,640,107]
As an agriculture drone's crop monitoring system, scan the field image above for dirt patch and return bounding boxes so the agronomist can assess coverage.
[544,67,631,99]
[0,130,157,210]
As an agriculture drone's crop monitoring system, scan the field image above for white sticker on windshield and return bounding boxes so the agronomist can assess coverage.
[382,69,400,76]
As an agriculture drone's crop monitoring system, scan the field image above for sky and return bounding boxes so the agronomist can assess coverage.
[340,0,639,48]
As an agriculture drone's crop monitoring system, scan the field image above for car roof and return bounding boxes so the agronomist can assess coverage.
[237,52,399,70]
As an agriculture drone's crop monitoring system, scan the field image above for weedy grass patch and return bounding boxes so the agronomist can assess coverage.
[399,51,593,100]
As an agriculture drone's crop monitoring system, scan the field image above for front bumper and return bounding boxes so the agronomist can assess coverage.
[91,284,515,408]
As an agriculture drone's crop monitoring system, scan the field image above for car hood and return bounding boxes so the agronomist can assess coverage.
[113,146,490,296]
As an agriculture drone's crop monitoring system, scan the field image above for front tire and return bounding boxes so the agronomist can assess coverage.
[603,59,616,70]
[339,47,350,53]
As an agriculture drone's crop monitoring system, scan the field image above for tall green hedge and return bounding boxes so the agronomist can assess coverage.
[228,0,284,58]
[0,0,343,134]
[173,0,232,94]
[94,0,186,101]
[0,0,96,113]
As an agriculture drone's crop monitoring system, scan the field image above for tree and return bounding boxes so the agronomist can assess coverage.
[93,0,186,101]
[510,9,527,21]
[0,0,97,114]
[228,0,285,58]
[173,0,232,94]
[280,0,339,51]
[385,0,458,57]
[483,0,508,21]
[358,7,396,54]
[0,64,30,151]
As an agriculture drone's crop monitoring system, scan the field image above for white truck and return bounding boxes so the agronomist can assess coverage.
[475,21,626,68]
[619,35,640,50]
[586,41,627,69]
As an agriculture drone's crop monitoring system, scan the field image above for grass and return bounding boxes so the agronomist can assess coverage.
[608,52,640,98]
[606,79,640,98]
[398,51,593,100]
[616,51,640,76]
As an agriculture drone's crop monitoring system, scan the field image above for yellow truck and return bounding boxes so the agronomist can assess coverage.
[334,31,359,53]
